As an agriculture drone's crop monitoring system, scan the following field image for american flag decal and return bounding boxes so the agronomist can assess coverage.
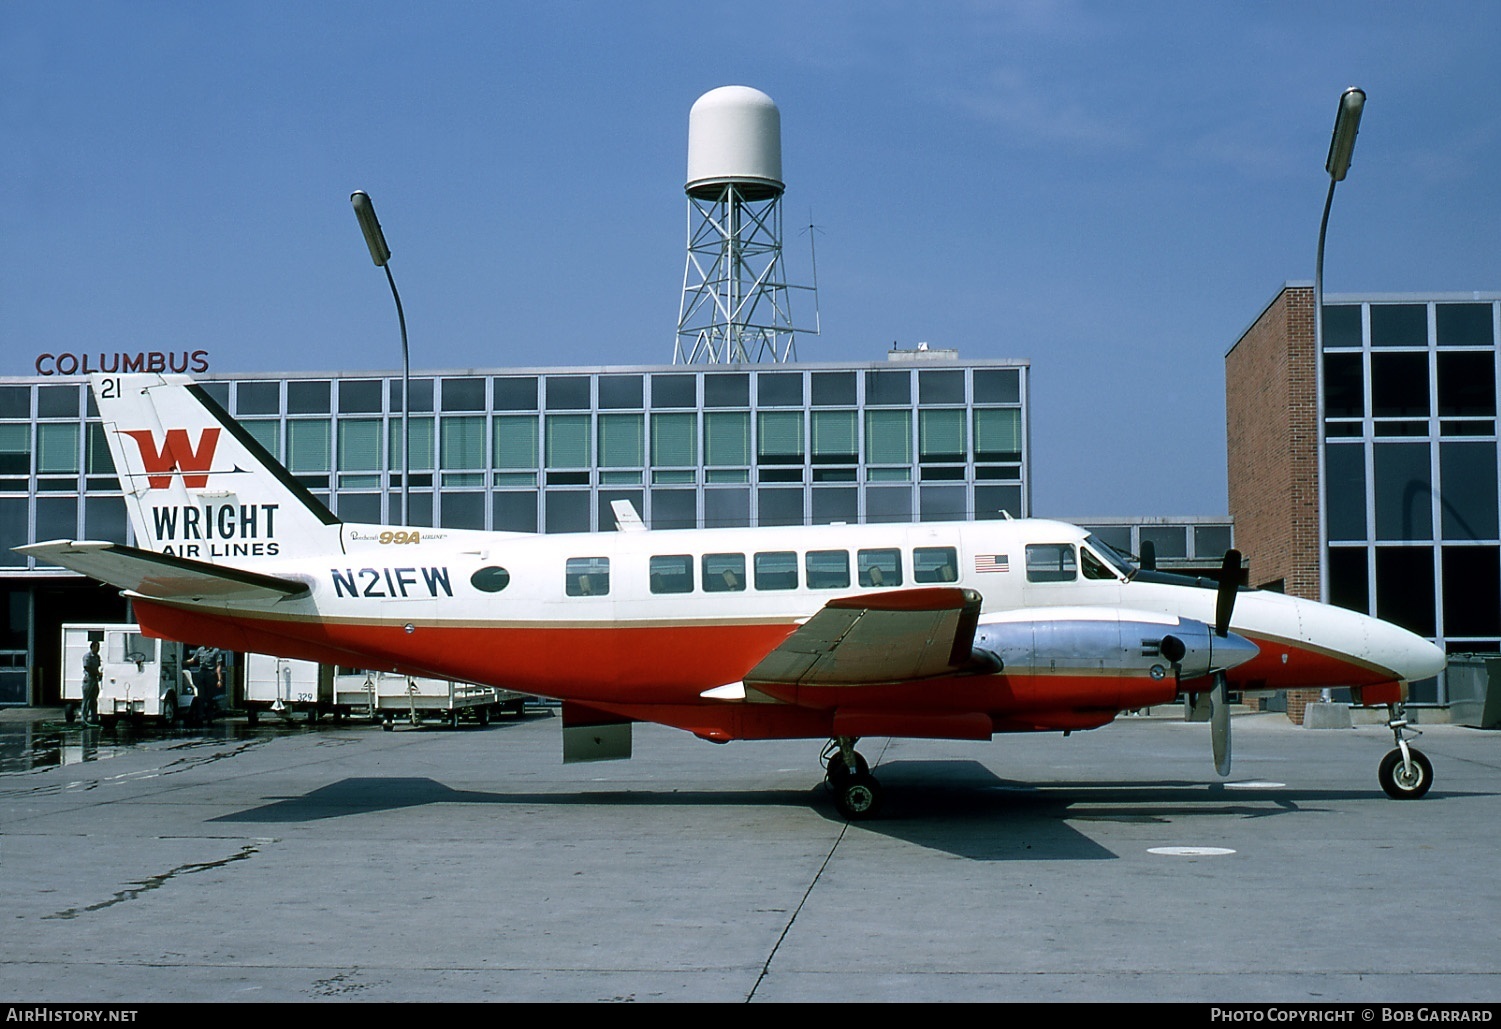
[975,554,1009,573]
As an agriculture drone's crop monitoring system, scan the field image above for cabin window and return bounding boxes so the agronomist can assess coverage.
[471,567,511,593]
[649,554,694,594]
[565,557,610,597]
[754,551,799,591]
[858,548,902,587]
[702,553,746,592]
[1026,544,1077,583]
[913,546,958,583]
[806,550,850,589]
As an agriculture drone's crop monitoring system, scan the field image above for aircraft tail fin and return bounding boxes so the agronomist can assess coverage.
[91,373,340,562]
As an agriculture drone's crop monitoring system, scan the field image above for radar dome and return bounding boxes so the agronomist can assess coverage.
[685,85,784,200]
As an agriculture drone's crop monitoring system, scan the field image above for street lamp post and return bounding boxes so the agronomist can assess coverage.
[1314,87,1364,705]
[350,191,409,526]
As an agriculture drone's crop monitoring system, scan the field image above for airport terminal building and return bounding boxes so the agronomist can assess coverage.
[1,350,1041,705]
[1227,286,1501,710]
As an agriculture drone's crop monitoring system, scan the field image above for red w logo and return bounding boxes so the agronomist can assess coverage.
[121,428,221,489]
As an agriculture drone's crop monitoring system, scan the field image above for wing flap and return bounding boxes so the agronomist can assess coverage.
[17,540,310,604]
[746,587,985,687]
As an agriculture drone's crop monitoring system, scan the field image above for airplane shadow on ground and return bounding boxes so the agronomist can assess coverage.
[203,758,1454,861]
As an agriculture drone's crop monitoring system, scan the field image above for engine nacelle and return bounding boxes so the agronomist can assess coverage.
[971,609,1259,683]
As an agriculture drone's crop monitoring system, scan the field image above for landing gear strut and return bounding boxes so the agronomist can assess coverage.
[823,737,881,820]
[1377,704,1433,800]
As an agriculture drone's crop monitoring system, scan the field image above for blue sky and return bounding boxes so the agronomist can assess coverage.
[4,2,1500,517]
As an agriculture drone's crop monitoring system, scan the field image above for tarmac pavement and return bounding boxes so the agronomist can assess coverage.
[0,707,1498,1003]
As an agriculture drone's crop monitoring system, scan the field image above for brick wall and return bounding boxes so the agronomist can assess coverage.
[1225,285,1323,721]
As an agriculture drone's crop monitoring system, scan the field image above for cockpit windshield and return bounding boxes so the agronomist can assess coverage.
[1083,534,1137,578]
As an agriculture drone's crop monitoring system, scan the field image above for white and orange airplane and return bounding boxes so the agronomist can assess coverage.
[21,373,1446,818]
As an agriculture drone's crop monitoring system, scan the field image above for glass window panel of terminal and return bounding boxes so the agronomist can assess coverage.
[810,372,855,407]
[1369,304,1428,347]
[919,485,966,522]
[651,413,697,467]
[37,385,80,419]
[287,420,331,473]
[388,417,435,472]
[85,423,115,477]
[35,496,78,542]
[546,492,590,533]
[494,377,538,411]
[406,379,435,413]
[338,419,383,472]
[241,420,280,460]
[1194,524,1234,558]
[1139,525,1188,560]
[337,493,382,525]
[811,410,857,464]
[1325,444,1368,541]
[811,487,857,524]
[704,488,750,528]
[442,491,485,530]
[975,484,1022,520]
[598,375,643,410]
[0,425,31,476]
[973,368,1021,404]
[704,411,750,467]
[36,423,80,476]
[1322,305,1363,348]
[758,488,803,526]
[1323,352,1365,420]
[1375,546,1436,636]
[973,408,1021,462]
[1370,352,1430,418]
[703,373,749,408]
[1442,545,1501,637]
[494,492,538,533]
[757,372,803,407]
[1437,351,1497,419]
[918,370,965,405]
[918,409,965,463]
[865,410,912,465]
[0,497,26,566]
[236,381,281,415]
[441,378,485,412]
[0,386,30,420]
[1436,303,1495,347]
[865,485,912,523]
[338,379,384,414]
[651,489,698,530]
[651,374,696,409]
[84,495,128,545]
[865,370,911,406]
[1373,443,1433,540]
[287,380,332,414]
[441,416,485,472]
[1439,442,1499,541]
[597,489,644,532]
[546,376,590,411]
[757,411,804,465]
[545,414,590,468]
[494,417,539,471]
[597,414,644,468]
[1327,547,1370,613]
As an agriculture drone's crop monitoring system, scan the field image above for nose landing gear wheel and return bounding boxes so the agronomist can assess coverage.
[833,771,882,820]
[1378,747,1433,799]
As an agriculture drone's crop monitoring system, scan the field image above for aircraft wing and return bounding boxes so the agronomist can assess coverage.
[16,540,310,604]
[745,586,987,687]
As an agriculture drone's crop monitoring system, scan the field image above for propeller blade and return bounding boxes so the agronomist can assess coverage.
[1214,549,1242,637]
[1211,671,1232,776]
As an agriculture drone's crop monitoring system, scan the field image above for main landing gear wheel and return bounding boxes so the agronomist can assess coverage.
[824,738,881,820]
[1378,747,1433,800]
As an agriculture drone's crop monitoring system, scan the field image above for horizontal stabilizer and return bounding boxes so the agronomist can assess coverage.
[746,586,985,687]
[17,540,310,604]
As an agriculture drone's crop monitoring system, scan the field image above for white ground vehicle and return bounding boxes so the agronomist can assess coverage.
[60,623,194,727]
[242,653,336,724]
[333,670,528,729]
